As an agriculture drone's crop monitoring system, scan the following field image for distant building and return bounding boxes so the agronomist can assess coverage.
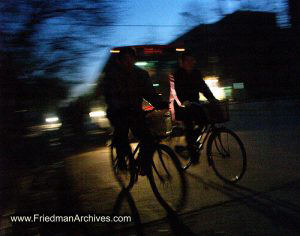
[169,11,300,100]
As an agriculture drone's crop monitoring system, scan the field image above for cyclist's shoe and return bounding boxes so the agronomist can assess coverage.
[116,159,127,171]
[139,164,152,176]
[139,167,150,176]
[138,160,151,176]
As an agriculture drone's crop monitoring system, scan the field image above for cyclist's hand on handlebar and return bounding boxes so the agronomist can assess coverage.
[182,100,191,107]
[209,99,220,105]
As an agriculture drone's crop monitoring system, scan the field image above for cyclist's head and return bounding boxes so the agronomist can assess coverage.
[180,52,196,72]
[118,47,137,71]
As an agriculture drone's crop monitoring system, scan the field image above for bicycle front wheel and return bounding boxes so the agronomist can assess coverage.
[207,128,247,183]
[148,144,187,212]
[110,144,137,189]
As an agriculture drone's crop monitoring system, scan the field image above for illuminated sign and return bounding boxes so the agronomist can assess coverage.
[144,48,162,55]
[233,83,244,89]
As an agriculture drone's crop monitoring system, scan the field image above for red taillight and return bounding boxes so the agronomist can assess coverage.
[143,105,154,111]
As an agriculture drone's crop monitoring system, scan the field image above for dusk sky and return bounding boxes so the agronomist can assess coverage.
[73,0,288,97]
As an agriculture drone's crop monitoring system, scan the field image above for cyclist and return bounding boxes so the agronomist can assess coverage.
[171,52,219,164]
[102,47,169,175]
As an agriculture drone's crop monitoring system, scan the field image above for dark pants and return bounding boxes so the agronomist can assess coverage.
[108,110,155,170]
[176,103,207,159]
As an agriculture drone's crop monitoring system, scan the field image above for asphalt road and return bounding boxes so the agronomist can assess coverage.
[1,99,300,235]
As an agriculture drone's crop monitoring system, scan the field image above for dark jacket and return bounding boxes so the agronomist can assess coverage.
[173,68,215,103]
[103,64,166,117]
[173,67,215,120]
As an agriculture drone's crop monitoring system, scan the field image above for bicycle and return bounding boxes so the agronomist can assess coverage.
[170,100,247,183]
[110,109,187,211]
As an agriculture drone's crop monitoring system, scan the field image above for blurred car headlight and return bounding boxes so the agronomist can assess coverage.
[89,111,106,118]
[45,116,59,123]
[89,109,110,129]
[44,115,61,130]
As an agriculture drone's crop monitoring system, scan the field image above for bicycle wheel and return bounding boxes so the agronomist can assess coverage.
[110,143,137,189]
[148,144,187,212]
[207,127,247,183]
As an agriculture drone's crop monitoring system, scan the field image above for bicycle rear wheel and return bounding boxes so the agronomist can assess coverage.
[148,144,187,212]
[207,127,247,183]
[110,144,137,189]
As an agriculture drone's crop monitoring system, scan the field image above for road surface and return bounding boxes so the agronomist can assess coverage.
[1,99,300,235]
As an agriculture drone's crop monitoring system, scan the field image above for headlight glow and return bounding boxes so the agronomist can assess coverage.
[45,117,59,123]
[89,111,106,118]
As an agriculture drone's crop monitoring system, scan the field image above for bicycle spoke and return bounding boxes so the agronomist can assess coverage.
[208,128,247,183]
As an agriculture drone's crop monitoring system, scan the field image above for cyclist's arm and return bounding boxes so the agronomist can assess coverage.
[198,77,216,102]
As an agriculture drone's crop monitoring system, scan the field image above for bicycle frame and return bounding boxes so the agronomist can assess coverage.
[194,123,223,166]
[195,124,213,149]
[132,142,140,157]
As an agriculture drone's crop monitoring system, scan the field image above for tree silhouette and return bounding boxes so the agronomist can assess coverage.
[1,0,118,80]
[0,0,119,153]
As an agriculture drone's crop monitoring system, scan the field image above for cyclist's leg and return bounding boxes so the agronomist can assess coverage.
[183,117,199,163]
[190,102,207,131]
[184,104,207,163]
[109,114,131,168]
[129,112,155,175]
[114,129,131,167]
